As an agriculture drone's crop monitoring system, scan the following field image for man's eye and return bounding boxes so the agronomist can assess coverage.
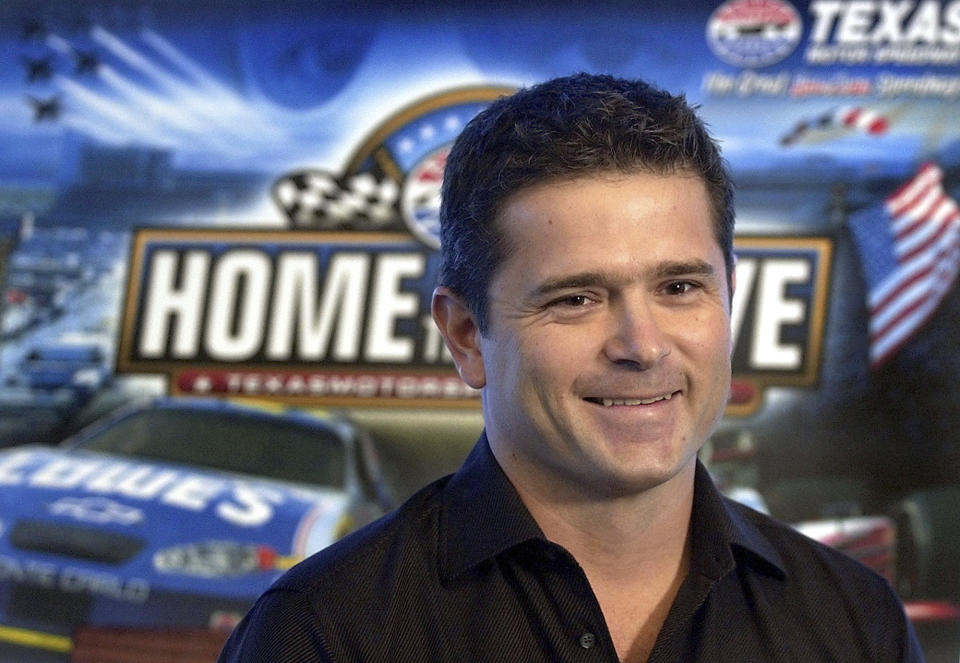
[665,281,698,295]
[554,295,590,307]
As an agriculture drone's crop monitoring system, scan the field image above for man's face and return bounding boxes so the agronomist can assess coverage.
[465,171,733,499]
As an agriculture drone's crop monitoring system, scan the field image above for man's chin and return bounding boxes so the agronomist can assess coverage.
[578,454,698,499]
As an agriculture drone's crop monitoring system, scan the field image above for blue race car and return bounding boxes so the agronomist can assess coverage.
[17,342,111,396]
[0,397,392,660]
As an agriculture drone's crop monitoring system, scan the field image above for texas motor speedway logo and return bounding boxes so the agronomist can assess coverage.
[708,0,960,68]
[117,87,833,413]
[805,0,960,65]
[707,0,804,68]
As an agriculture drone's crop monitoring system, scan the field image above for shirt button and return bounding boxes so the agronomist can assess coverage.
[578,632,596,649]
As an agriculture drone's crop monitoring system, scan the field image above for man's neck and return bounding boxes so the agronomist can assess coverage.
[508,459,696,580]
[495,454,697,662]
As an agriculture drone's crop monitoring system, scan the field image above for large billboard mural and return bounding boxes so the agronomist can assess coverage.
[0,0,958,660]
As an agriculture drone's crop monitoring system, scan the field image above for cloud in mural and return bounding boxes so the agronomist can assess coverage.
[29,25,291,157]
[235,21,375,111]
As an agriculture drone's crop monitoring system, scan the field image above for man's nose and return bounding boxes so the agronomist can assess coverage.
[602,295,671,368]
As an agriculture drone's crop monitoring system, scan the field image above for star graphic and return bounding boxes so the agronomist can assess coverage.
[192,374,213,393]
[419,123,436,140]
[443,114,461,132]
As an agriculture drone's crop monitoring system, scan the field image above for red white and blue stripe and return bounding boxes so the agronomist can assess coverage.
[781,106,889,146]
[847,163,960,369]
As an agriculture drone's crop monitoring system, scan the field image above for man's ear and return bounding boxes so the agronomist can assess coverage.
[728,260,737,354]
[431,286,486,389]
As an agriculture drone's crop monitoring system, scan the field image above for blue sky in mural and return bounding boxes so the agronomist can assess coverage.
[0,0,953,188]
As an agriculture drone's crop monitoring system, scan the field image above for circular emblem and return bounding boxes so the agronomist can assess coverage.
[343,87,513,249]
[400,146,448,250]
[706,0,802,68]
[274,87,513,249]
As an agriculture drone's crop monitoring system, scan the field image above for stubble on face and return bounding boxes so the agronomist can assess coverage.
[477,171,733,503]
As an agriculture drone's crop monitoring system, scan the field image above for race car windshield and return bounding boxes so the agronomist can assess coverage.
[75,409,346,488]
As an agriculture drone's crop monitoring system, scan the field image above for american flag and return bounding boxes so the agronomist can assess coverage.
[847,163,960,370]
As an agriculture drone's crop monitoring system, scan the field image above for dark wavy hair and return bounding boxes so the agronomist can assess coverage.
[438,72,734,333]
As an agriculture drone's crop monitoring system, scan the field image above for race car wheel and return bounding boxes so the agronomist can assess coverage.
[762,475,871,523]
[893,487,960,601]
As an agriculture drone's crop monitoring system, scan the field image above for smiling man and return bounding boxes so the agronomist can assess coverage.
[220,74,922,662]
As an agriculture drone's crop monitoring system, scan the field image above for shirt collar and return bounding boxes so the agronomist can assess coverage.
[439,433,787,583]
[439,431,545,583]
[690,461,787,580]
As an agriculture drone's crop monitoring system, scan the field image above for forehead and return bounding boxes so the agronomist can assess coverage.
[496,166,710,221]
[492,171,716,261]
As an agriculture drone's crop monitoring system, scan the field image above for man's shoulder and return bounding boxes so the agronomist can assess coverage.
[217,475,460,662]
[718,497,924,660]
[274,474,452,597]
[725,496,899,597]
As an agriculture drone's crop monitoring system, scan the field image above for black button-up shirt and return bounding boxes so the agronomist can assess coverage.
[219,434,923,662]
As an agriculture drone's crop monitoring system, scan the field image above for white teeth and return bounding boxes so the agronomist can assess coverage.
[599,393,673,407]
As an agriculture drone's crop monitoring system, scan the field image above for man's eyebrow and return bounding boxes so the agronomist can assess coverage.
[529,260,719,299]
[656,259,717,279]
[529,272,608,298]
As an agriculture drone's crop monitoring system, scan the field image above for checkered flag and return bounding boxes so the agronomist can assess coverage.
[273,170,401,229]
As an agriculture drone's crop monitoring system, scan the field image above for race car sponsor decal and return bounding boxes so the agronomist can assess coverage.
[0,553,150,603]
[0,449,295,528]
[48,496,145,526]
[115,87,832,414]
[152,540,296,578]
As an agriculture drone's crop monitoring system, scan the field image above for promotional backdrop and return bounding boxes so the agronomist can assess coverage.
[0,1,958,661]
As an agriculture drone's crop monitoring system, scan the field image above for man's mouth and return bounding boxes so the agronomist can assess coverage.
[585,392,678,407]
